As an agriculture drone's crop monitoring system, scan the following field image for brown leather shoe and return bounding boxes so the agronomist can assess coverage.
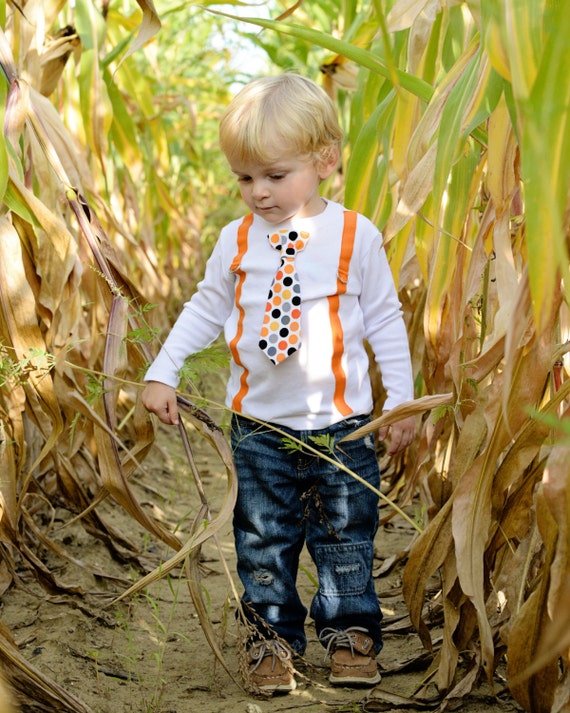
[320,627,381,686]
[247,640,297,693]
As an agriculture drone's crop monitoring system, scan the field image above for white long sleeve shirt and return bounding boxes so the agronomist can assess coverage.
[144,200,413,430]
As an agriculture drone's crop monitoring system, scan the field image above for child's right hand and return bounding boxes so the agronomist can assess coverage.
[141,381,179,425]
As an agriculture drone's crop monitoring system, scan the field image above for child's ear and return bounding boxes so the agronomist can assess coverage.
[317,145,340,180]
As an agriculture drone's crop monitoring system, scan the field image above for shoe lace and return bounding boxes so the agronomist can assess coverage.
[249,640,293,673]
[319,626,369,661]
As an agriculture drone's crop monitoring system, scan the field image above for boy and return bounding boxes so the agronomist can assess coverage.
[142,73,415,694]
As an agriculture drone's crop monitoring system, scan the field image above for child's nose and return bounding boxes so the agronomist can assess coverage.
[251,180,269,199]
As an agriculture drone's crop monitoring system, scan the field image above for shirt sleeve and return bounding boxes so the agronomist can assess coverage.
[360,234,414,411]
[144,239,234,388]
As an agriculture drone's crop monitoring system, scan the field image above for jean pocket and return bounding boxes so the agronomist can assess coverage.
[313,541,372,596]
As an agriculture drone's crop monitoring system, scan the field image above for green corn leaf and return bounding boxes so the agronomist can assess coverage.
[0,86,7,202]
[206,9,434,103]
[345,91,394,215]
[522,0,570,332]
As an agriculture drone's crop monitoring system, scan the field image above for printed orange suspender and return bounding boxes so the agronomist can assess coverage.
[229,213,253,412]
[328,210,357,416]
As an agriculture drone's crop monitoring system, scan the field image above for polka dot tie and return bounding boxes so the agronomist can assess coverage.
[259,229,310,364]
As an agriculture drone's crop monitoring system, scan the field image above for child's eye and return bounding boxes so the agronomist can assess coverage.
[237,176,252,183]
[270,174,285,181]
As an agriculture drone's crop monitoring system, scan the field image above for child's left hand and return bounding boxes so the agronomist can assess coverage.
[378,415,416,455]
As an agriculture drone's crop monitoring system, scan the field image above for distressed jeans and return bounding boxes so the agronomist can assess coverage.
[230,413,383,656]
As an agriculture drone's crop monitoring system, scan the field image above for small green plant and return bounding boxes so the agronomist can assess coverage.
[0,343,56,388]
[113,568,193,712]
[279,435,306,453]
[124,302,159,347]
[413,502,428,530]
[87,649,102,696]
[299,564,318,592]
[179,344,230,386]
[279,432,336,456]
[309,433,336,455]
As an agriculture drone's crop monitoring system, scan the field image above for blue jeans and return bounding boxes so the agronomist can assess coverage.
[230,413,383,656]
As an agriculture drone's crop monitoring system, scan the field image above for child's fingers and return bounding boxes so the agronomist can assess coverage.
[142,383,179,425]
[153,391,179,425]
[383,417,415,455]
[163,395,179,425]
[378,426,389,441]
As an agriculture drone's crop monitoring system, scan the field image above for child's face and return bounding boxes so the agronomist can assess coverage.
[228,142,337,224]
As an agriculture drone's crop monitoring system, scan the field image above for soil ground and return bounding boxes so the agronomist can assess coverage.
[1,407,523,713]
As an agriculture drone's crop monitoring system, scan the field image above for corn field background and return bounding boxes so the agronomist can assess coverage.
[1,0,569,711]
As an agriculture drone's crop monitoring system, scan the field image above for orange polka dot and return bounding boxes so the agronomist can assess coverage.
[289,334,299,344]
[278,340,288,350]
[284,263,295,274]
[291,309,301,319]
[290,321,300,331]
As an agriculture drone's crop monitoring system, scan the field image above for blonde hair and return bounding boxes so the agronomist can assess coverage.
[219,74,342,165]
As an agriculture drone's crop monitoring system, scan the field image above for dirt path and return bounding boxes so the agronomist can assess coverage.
[1,416,521,712]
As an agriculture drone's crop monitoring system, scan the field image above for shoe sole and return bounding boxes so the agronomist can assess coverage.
[329,672,381,687]
[258,678,297,693]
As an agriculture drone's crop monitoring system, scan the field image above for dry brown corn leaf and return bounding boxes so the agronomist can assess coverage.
[340,392,454,442]
[402,497,453,652]
[0,622,94,713]
[39,26,81,98]
[112,396,237,604]
[507,489,560,713]
[363,685,439,710]
[538,443,570,667]
[453,293,559,684]
[0,217,64,482]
